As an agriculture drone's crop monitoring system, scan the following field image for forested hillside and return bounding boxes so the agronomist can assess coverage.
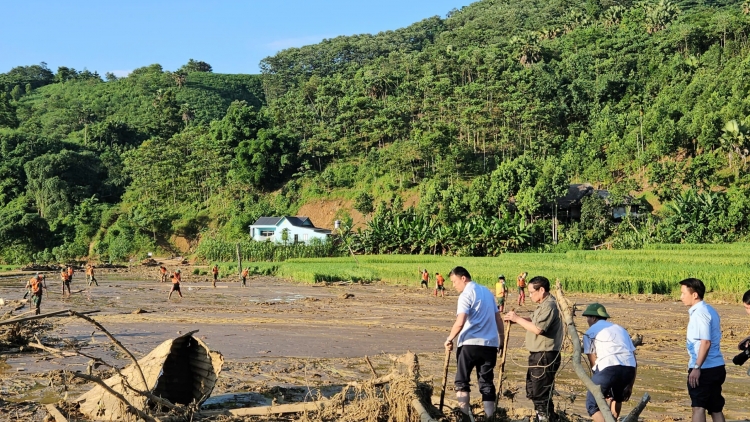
[2,0,750,263]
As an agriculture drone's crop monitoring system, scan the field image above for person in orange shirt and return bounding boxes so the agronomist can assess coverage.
[241,268,249,287]
[25,273,47,315]
[168,269,183,300]
[212,265,219,288]
[67,265,74,283]
[159,266,168,283]
[434,272,445,297]
[61,268,72,296]
[420,269,429,289]
[87,264,98,287]
[517,272,528,306]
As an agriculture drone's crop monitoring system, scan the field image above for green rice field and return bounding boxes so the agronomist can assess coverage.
[235,243,750,296]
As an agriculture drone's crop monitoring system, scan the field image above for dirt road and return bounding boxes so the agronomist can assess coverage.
[1,271,750,420]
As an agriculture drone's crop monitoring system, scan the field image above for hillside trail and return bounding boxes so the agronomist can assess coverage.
[0,272,749,420]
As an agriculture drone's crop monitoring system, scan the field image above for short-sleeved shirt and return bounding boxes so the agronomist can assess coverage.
[583,320,637,371]
[686,300,724,369]
[526,294,563,352]
[436,275,445,285]
[456,282,500,348]
[496,281,507,297]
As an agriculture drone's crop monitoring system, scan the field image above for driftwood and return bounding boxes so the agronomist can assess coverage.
[45,404,68,422]
[201,401,327,416]
[0,309,100,327]
[553,280,650,422]
[494,318,512,421]
[365,355,378,377]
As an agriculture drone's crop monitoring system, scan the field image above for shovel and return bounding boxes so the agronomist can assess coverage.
[439,347,451,412]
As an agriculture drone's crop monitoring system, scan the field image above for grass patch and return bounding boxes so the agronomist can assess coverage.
[232,244,750,296]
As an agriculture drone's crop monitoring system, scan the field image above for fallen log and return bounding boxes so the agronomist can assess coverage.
[0,309,100,327]
[201,401,326,416]
[623,393,651,422]
[45,404,68,422]
[412,398,439,422]
[553,280,650,422]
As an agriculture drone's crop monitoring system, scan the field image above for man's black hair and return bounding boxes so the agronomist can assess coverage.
[449,266,472,281]
[528,276,550,292]
[679,278,705,300]
[743,289,750,305]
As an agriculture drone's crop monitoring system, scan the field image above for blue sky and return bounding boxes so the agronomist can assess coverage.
[1,0,474,76]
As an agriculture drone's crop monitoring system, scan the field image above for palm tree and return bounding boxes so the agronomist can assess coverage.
[645,0,679,34]
[511,33,542,67]
[602,6,625,28]
[720,119,749,173]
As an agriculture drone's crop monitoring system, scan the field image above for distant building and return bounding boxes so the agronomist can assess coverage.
[554,183,641,221]
[248,216,332,244]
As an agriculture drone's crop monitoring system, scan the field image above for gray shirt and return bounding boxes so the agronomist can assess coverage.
[525,294,563,352]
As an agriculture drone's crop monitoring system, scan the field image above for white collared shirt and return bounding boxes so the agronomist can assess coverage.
[583,320,636,371]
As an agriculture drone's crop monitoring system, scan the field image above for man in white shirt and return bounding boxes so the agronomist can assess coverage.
[582,303,637,422]
[444,266,504,420]
[680,278,725,422]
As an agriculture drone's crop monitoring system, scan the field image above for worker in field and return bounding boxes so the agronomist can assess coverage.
[86,264,98,287]
[504,276,563,422]
[733,289,750,371]
[420,268,429,289]
[168,269,183,299]
[496,275,508,312]
[434,272,445,297]
[680,278,726,422]
[241,267,249,287]
[582,303,637,422]
[67,265,74,283]
[212,265,219,288]
[159,265,168,283]
[517,271,528,306]
[444,266,504,420]
[61,267,72,296]
[25,273,47,315]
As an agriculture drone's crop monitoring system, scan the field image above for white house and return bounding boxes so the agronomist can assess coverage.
[248,216,332,244]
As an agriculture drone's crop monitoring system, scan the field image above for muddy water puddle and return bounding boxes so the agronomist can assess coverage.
[2,273,750,419]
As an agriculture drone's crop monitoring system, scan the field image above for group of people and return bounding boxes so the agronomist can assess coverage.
[444,267,750,422]
[420,268,447,297]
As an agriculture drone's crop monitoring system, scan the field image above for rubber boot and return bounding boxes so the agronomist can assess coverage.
[456,391,471,416]
[483,401,495,418]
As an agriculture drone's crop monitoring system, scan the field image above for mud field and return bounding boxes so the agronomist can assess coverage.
[1,265,750,421]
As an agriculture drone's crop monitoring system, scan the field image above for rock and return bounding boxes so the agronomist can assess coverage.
[340,293,355,299]
[132,309,148,314]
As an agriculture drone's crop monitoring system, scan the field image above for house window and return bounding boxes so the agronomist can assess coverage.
[294,234,299,243]
[303,234,309,241]
[260,230,275,237]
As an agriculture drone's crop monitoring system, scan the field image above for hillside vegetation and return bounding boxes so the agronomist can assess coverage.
[1,0,750,263]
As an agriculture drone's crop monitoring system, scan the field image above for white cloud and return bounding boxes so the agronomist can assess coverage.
[109,70,132,77]
[266,35,332,51]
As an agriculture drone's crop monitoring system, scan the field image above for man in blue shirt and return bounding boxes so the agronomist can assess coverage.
[680,278,725,422]
[445,266,504,420]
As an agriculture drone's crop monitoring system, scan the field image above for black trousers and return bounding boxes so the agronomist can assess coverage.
[455,345,497,402]
[526,351,561,415]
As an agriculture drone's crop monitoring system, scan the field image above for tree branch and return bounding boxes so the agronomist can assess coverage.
[68,310,149,392]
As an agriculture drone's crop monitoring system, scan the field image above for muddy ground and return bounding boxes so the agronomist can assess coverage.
[1,264,750,421]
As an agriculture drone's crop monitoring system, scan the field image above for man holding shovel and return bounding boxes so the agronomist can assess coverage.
[444,266,504,420]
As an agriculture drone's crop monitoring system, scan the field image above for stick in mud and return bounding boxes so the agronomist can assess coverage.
[494,317,512,421]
